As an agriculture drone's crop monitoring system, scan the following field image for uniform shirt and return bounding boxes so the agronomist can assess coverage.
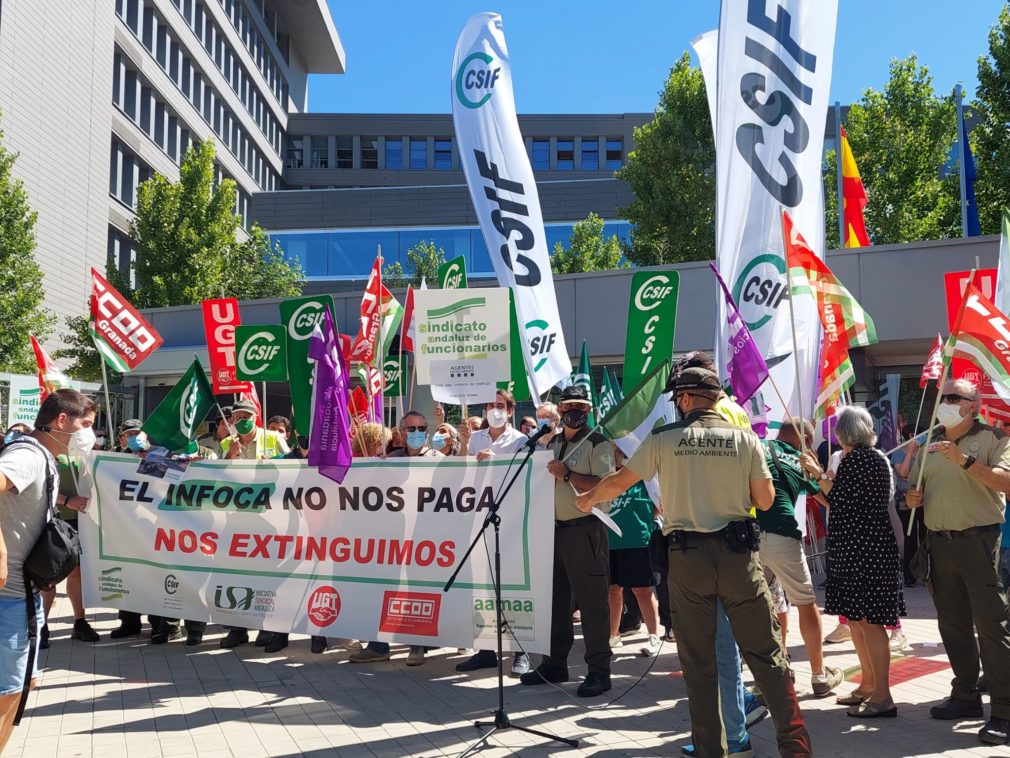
[910,420,1010,532]
[627,409,771,534]
[549,427,615,521]
[219,428,290,460]
[760,439,820,540]
[608,481,654,550]
[468,426,528,457]
[0,440,57,599]
[716,394,752,430]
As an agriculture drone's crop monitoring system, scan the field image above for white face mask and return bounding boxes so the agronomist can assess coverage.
[486,408,508,429]
[52,425,96,458]
[936,403,967,429]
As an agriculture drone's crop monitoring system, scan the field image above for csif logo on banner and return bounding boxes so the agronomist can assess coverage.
[455,52,500,108]
[288,301,326,340]
[179,377,200,434]
[525,319,557,373]
[731,254,789,332]
[239,332,280,374]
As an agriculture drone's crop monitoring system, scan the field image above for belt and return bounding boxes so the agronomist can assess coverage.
[556,515,598,529]
[928,524,1000,540]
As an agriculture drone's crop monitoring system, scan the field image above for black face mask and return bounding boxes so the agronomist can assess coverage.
[562,409,589,429]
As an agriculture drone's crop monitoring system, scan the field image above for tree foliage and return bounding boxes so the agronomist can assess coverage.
[53,311,117,383]
[550,213,627,274]
[824,55,960,248]
[616,53,715,265]
[0,113,53,373]
[972,4,1010,234]
[382,240,446,288]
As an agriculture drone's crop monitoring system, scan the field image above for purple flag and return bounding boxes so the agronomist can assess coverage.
[709,262,769,403]
[308,308,353,483]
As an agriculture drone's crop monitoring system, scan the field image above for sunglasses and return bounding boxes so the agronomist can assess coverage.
[940,394,973,404]
[404,425,428,432]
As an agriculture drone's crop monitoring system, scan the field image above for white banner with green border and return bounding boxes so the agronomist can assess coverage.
[81,452,553,650]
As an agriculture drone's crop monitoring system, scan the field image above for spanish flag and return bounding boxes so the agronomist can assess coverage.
[839,127,871,248]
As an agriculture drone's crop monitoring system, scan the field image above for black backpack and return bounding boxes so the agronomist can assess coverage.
[3,437,81,725]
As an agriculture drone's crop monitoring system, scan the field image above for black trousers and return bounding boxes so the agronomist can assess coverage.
[545,518,612,675]
[897,507,925,583]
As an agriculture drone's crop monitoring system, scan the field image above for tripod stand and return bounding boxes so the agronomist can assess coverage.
[444,443,579,756]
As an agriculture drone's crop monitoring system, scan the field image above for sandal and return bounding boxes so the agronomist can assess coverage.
[836,691,870,706]
[847,701,898,718]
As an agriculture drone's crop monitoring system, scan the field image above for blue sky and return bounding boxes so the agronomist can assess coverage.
[309,1,1006,114]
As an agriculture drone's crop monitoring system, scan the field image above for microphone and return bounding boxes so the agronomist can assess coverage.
[523,423,554,450]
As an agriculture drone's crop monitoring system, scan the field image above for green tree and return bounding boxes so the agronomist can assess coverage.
[0,113,53,373]
[223,225,303,300]
[616,53,715,265]
[53,311,115,382]
[550,212,628,274]
[972,4,1010,233]
[382,240,446,288]
[824,55,960,248]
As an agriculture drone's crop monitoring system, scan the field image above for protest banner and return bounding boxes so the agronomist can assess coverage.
[438,255,468,290]
[235,325,288,382]
[413,288,510,405]
[201,298,251,395]
[452,12,572,399]
[944,269,1005,408]
[280,295,336,437]
[8,375,43,427]
[81,452,554,651]
[622,270,679,393]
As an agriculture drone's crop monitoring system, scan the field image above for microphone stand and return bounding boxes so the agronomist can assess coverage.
[444,439,578,756]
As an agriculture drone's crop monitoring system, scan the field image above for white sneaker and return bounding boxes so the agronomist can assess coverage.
[889,629,909,652]
[608,634,622,648]
[824,623,851,643]
[639,634,660,657]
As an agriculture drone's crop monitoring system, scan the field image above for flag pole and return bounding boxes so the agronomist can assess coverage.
[912,387,927,435]
[782,212,810,454]
[956,84,969,238]
[835,101,845,249]
[98,353,115,444]
[376,244,387,419]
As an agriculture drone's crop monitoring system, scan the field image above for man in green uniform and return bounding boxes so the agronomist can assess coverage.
[576,368,811,757]
[520,385,615,697]
[907,378,1010,746]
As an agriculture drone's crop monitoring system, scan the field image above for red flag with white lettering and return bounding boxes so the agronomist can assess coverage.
[88,269,163,372]
[919,333,944,389]
[201,298,252,394]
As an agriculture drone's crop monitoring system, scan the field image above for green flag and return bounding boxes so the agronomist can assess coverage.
[597,367,623,420]
[235,325,288,382]
[570,341,597,428]
[623,270,679,393]
[437,255,468,289]
[141,359,215,452]
[382,355,408,397]
[498,290,530,401]
[280,295,335,437]
[598,360,673,454]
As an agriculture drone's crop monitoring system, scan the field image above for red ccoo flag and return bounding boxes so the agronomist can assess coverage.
[919,333,944,388]
[89,269,163,372]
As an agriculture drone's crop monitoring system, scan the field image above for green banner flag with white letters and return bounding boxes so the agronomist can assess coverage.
[235,325,288,382]
[141,359,215,452]
[623,270,679,394]
[438,255,468,290]
[570,341,597,429]
[280,295,336,437]
[383,354,408,397]
[498,290,530,402]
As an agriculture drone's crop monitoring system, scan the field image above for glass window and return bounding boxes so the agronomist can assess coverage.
[329,230,398,276]
[606,138,624,170]
[286,136,303,168]
[361,136,378,169]
[434,138,452,170]
[581,138,599,170]
[398,228,471,270]
[410,138,427,170]
[530,139,549,170]
[272,232,328,278]
[336,137,352,169]
[385,138,403,169]
[470,229,492,274]
[545,224,574,251]
[557,139,574,170]
[311,136,329,168]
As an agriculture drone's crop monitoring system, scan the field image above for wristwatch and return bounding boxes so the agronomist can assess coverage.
[563,471,572,483]
[819,473,829,481]
[962,454,977,470]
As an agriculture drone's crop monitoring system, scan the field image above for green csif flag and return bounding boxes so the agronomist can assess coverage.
[570,341,598,428]
[438,255,468,289]
[280,295,336,438]
[498,290,530,401]
[598,359,673,455]
[141,359,215,452]
[597,366,624,421]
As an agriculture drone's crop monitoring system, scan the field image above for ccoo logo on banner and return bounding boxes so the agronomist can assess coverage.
[452,13,572,400]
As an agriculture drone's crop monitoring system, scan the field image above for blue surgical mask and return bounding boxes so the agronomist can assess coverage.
[406,430,428,450]
[536,418,552,431]
[3,431,20,445]
[126,433,148,453]
[430,433,447,450]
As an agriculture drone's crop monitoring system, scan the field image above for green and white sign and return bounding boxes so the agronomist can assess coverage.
[498,291,530,401]
[235,325,288,382]
[438,255,468,290]
[279,295,336,437]
[8,376,42,427]
[413,288,510,405]
[383,355,408,397]
[622,270,679,393]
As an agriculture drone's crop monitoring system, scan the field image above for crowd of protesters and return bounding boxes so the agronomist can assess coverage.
[2,357,1010,752]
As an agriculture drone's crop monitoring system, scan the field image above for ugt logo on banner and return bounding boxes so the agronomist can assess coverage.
[202,298,251,394]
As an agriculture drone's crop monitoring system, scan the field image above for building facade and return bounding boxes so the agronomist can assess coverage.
[0,0,345,327]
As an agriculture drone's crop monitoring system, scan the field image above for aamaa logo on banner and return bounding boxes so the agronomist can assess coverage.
[235,325,288,382]
[623,271,679,393]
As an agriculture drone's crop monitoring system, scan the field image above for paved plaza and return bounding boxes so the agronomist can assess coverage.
[4,586,1009,757]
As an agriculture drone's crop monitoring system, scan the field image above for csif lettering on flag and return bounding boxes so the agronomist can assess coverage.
[201,298,252,394]
[235,325,288,382]
[622,270,679,394]
[89,268,164,372]
[141,358,215,452]
[438,255,468,290]
[713,0,838,426]
[451,12,572,400]
[280,295,336,438]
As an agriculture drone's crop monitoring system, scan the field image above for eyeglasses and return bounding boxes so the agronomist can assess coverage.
[404,425,427,432]
[940,394,973,404]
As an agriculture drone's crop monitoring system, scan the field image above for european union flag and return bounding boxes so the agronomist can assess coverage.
[963,118,981,237]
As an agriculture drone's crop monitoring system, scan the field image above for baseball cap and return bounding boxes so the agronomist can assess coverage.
[672,367,722,394]
[231,400,257,415]
[559,385,593,406]
[118,418,142,434]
